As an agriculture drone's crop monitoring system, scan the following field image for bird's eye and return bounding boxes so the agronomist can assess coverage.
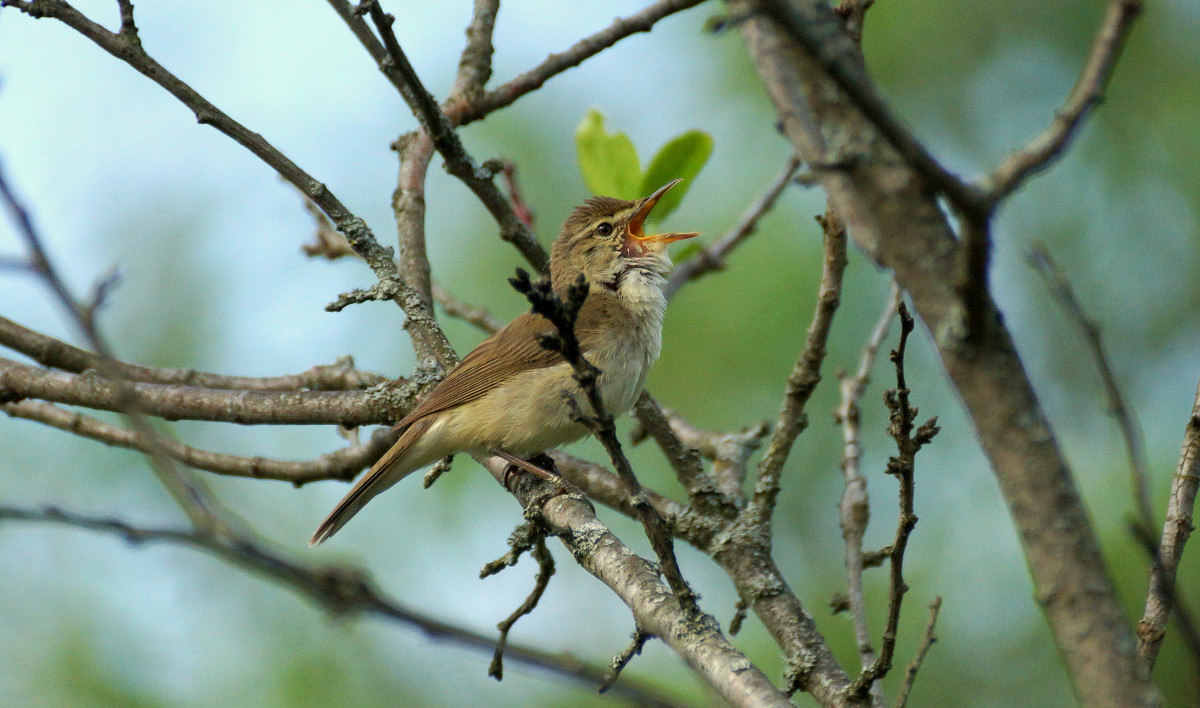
[596,222,614,236]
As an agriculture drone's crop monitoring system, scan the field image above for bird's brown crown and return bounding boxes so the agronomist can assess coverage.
[550,197,640,290]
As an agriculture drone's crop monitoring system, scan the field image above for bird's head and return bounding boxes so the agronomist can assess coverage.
[550,179,698,294]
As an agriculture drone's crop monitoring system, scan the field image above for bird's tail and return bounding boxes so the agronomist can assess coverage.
[309,418,434,546]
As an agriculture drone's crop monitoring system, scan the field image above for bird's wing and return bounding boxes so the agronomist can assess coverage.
[395,310,564,427]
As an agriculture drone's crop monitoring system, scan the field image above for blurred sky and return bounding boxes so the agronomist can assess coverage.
[2,1,1198,707]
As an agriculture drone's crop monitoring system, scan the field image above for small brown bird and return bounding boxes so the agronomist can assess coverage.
[311,180,697,545]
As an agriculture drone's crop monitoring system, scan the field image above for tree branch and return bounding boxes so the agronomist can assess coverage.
[1138,374,1200,668]
[893,597,942,708]
[431,282,505,334]
[731,3,1157,702]
[0,157,235,536]
[632,405,769,504]
[358,0,549,272]
[478,455,793,708]
[850,303,938,697]
[1028,243,1153,530]
[2,399,393,485]
[664,153,801,301]
[0,356,394,426]
[0,315,386,391]
[3,0,454,367]
[750,206,847,522]
[632,392,711,499]
[835,283,900,704]
[978,0,1144,205]
[451,0,499,102]
[0,504,688,708]
[753,0,982,216]
[455,0,709,126]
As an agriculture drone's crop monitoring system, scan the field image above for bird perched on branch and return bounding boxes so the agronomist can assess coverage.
[311,180,698,545]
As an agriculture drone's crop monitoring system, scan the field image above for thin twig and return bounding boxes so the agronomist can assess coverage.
[850,303,939,698]
[430,282,504,334]
[0,504,685,708]
[632,404,769,504]
[0,162,235,536]
[1028,243,1154,532]
[359,0,549,272]
[0,315,386,390]
[487,530,555,681]
[2,399,393,485]
[499,161,535,230]
[3,0,455,367]
[750,206,847,522]
[601,628,651,693]
[632,393,711,498]
[1137,373,1200,668]
[978,0,1144,205]
[456,0,708,126]
[893,597,942,708]
[835,283,901,704]
[664,153,801,300]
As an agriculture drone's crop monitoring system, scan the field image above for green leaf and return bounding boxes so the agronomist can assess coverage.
[575,109,641,199]
[639,130,713,221]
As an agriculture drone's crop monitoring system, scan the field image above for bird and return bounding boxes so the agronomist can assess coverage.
[310,179,698,545]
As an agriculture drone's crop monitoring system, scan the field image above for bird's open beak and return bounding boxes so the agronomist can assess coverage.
[626,179,700,254]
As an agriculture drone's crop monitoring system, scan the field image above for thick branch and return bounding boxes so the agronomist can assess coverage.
[754,0,981,216]
[478,455,792,708]
[0,357,393,426]
[732,2,1156,704]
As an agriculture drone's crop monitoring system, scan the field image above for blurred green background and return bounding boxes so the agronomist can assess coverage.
[1,1,1197,706]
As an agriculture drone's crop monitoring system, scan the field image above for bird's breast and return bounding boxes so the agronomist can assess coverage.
[585,286,666,413]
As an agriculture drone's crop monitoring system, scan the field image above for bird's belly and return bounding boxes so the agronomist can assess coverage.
[441,351,652,457]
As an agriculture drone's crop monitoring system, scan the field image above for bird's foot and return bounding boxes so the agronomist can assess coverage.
[491,449,560,487]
